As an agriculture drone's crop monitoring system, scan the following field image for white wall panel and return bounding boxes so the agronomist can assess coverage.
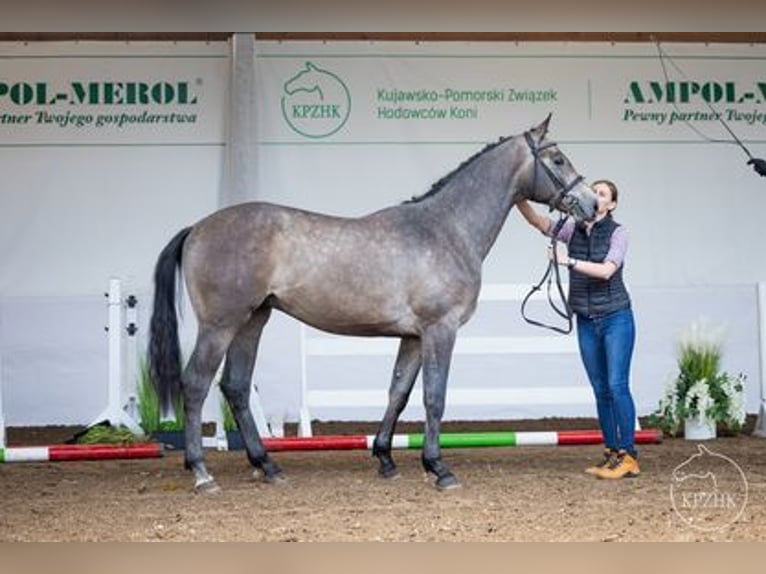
[2,40,765,425]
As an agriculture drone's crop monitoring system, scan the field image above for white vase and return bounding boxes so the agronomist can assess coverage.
[684,416,717,440]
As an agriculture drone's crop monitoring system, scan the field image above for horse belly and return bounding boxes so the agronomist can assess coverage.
[270,280,418,337]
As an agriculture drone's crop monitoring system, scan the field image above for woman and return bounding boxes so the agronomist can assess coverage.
[516,180,639,479]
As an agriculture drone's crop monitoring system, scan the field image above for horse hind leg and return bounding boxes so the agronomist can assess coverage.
[182,324,242,492]
[219,306,285,484]
[372,336,421,479]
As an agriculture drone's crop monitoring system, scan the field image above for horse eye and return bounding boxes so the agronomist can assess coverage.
[552,154,565,166]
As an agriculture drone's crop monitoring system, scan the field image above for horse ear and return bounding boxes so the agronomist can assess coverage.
[540,113,552,134]
[531,113,552,138]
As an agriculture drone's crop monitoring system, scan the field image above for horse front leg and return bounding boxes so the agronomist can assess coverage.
[420,324,459,490]
[373,336,421,479]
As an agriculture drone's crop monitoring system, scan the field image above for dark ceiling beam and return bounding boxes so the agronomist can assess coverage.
[1,32,766,43]
[0,32,232,42]
[255,32,766,43]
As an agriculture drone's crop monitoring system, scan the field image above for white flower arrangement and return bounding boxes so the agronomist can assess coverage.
[722,371,747,426]
[651,319,747,436]
[684,379,715,420]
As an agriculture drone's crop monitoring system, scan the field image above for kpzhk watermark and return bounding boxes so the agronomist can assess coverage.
[670,444,748,531]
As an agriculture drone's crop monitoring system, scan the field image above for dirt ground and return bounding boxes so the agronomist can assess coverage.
[1,418,764,542]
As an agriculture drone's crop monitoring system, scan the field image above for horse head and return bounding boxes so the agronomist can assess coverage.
[522,114,597,222]
[672,444,719,489]
[284,62,325,100]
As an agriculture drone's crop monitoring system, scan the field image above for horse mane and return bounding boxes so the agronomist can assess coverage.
[403,135,514,204]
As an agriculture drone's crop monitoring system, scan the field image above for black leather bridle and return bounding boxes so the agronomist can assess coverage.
[520,130,586,335]
[523,131,584,213]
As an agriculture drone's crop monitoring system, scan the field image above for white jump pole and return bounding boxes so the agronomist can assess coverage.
[298,324,313,437]
[250,384,273,438]
[91,278,142,433]
[755,283,766,437]
[210,362,228,450]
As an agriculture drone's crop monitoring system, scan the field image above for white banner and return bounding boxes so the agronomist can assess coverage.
[256,41,766,144]
[0,41,228,145]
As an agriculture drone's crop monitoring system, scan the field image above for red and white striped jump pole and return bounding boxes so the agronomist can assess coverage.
[0,430,661,461]
[0,443,163,463]
[259,429,663,452]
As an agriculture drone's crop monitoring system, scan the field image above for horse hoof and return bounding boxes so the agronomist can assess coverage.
[265,471,287,485]
[254,469,287,484]
[378,461,400,480]
[378,467,401,480]
[195,479,221,494]
[435,474,461,491]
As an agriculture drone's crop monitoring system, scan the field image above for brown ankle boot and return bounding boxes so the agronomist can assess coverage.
[595,450,640,480]
[585,448,616,475]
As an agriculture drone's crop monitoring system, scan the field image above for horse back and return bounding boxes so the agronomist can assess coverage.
[182,201,481,335]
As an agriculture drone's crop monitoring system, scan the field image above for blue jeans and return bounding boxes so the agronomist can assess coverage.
[576,308,637,455]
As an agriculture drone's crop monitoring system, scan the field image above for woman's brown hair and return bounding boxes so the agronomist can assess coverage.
[592,179,619,204]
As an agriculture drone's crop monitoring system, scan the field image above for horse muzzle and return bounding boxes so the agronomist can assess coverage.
[555,189,596,222]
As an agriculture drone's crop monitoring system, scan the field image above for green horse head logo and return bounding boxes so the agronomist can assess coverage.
[281,62,351,139]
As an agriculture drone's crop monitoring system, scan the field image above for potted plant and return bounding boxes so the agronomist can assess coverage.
[137,355,186,449]
[650,319,747,439]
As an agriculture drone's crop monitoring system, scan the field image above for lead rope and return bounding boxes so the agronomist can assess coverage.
[653,38,754,160]
[520,214,574,335]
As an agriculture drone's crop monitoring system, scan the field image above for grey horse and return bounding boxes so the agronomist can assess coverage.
[148,115,597,492]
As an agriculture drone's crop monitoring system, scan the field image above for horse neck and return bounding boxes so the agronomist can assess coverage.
[427,143,525,261]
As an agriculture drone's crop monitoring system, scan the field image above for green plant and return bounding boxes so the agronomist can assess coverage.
[649,319,747,436]
[76,424,144,445]
[136,354,184,434]
[220,395,238,432]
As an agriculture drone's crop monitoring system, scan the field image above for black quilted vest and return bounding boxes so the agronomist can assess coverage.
[567,215,631,318]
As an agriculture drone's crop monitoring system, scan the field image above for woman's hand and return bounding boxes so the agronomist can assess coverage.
[548,244,570,266]
[748,157,766,177]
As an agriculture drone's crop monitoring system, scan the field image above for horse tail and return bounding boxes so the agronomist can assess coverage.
[148,226,192,415]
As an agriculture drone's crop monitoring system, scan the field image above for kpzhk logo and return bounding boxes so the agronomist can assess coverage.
[670,444,748,531]
[281,62,351,138]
